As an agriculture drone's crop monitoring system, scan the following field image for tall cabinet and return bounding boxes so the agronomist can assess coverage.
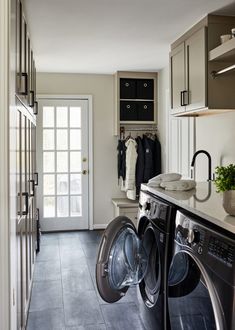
[16,0,38,328]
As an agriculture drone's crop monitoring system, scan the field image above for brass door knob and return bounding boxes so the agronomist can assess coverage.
[82,170,88,175]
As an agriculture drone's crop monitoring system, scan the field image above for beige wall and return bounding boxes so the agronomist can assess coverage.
[158,65,235,180]
[37,73,124,227]
[196,112,235,180]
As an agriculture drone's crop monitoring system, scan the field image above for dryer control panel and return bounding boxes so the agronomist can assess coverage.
[208,236,234,267]
[139,190,175,233]
[175,210,235,286]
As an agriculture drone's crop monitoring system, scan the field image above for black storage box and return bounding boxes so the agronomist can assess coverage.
[136,79,154,99]
[120,79,136,99]
[120,101,138,121]
[138,101,154,121]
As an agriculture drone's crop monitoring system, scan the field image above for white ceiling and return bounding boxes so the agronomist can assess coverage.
[24,0,235,74]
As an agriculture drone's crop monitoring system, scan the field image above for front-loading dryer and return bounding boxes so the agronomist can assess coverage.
[96,191,176,330]
[168,210,235,330]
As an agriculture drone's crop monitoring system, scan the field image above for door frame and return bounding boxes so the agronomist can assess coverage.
[0,0,10,328]
[37,94,94,230]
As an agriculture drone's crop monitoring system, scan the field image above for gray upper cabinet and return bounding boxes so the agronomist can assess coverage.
[170,43,185,113]
[185,28,206,112]
[170,27,206,115]
[170,15,235,117]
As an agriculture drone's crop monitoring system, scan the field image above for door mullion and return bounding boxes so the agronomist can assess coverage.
[68,106,71,217]
[54,106,57,218]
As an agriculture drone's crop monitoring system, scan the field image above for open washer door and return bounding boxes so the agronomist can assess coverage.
[96,216,148,303]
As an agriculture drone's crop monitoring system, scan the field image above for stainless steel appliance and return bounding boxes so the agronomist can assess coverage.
[96,191,176,330]
[168,210,235,330]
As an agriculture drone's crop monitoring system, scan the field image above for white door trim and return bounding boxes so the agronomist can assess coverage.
[37,94,94,230]
[0,0,10,328]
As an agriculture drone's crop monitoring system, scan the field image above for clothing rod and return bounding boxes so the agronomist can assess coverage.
[123,128,157,131]
[211,64,235,78]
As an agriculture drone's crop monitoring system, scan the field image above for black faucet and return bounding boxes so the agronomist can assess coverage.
[190,150,212,181]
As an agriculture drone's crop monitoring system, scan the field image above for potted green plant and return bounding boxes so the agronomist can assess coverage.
[214,164,235,216]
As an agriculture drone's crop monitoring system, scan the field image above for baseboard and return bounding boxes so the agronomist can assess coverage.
[93,224,107,230]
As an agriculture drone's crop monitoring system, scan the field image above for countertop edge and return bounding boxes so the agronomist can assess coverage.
[141,184,235,235]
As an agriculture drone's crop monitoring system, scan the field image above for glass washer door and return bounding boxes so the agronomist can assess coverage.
[96,216,148,303]
[168,248,224,330]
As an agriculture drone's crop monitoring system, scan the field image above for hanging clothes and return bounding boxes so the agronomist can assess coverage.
[116,132,161,200]
[117,139,126,183]
[125,138,137,200]
[143,134,162,183]
[154,134,161,175]
[143,135,156,183]
[135,136,145,196]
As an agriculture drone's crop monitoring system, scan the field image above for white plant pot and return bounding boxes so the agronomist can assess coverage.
[223,190,235,216]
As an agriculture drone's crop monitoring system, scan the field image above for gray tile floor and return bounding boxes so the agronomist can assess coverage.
[27,231,147,330]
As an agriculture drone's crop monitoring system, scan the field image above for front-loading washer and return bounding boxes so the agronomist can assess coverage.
[96,190,176,330]
[167,210,235,330]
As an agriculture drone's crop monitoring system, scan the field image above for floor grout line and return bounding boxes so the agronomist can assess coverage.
[58,234,67,328]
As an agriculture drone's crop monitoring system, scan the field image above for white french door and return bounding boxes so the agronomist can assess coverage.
[37,99,89,231]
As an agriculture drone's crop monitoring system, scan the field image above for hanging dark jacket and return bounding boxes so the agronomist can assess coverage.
[154,135,161,175]
[135,136,145,196]
[117,140,126,182]
[143,135,156,183]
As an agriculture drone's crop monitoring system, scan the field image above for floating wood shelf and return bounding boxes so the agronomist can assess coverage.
[209,38,235,62]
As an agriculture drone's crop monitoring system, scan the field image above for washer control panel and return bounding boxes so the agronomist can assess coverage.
[208,236,234,267]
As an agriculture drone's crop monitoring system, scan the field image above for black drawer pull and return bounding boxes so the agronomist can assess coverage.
[29,179,35,197]
[22,192,29,215]
[17,192,20,216]
[34,101,38,115]
[20,73,28,95]
[34,172,38,186]
[29,90,35,107]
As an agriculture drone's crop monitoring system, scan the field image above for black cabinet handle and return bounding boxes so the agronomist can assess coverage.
[29,179,35,197]
[20,73,28,95]
[180,91,184,106]
[22,192,29,215]
[17,192,21,216]
[29,90,35,107]
[34,172,38,186]
[180,90,189,106]
[34,101,38,115]
[183,90,189,106]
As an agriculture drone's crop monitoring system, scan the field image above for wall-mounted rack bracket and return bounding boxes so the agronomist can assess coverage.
[119,124,158,139]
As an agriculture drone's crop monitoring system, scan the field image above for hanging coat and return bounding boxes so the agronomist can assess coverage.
[154,135,161,175]
[125,138,137,200]
[143,135,156,183]
[135,136,145,196]
[117,140,126,182]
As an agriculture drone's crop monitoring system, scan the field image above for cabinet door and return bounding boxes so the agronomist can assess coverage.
[17,109,29,329]
[20,12,28,97]
[170,43,186,113]
[33,59,38,114]
[185,27,206,111]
